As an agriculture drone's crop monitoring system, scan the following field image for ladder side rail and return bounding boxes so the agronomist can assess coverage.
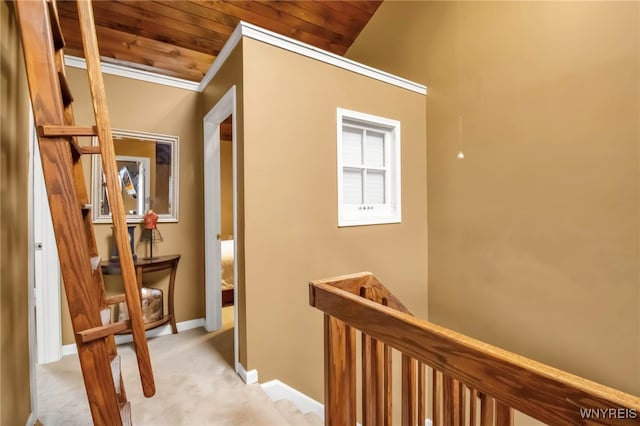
[75,0,155,397]
[48,2,123,397]
[15,0,123,423]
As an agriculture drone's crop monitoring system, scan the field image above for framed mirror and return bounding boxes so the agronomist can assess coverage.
[92,129,179,223]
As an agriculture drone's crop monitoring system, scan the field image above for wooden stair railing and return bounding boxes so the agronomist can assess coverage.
[309,272,640,426]
[15,0,155,424]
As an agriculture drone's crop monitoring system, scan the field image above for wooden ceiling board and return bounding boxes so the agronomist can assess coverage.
[60,16,214,80]
[58,0,383,82]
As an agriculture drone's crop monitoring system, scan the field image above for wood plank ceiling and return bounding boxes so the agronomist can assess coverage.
[57,1,383,82]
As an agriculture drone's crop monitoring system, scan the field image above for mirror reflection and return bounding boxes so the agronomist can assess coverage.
[92,129,179,223]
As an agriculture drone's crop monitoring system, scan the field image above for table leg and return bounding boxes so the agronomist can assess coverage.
[168,259,178,334]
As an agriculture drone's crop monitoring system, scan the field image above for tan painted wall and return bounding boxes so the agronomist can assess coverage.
[201,43,246,364]
[348,1,640,395]
[0,1,32,422]
[241,37,428,402]
[61,68,204,344]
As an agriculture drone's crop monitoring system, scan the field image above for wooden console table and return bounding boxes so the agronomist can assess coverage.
[101,254,181,334]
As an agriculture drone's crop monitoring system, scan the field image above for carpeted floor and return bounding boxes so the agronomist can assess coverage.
[37,307,299,425]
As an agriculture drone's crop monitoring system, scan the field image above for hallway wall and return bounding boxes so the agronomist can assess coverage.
[348,1,640,395]
[0,1,32,422]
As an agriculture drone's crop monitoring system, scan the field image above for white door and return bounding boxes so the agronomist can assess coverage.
[33,133,62,364]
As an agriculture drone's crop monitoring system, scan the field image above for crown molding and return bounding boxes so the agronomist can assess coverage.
[65,22,427,96]
[199,21,427,95]
[64,55,200,92]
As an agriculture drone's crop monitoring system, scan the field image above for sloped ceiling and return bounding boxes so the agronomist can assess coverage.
[57,1,383,82]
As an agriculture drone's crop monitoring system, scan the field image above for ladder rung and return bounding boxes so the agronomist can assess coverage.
[106,294,126,305]
[38,125,98,137]
[76,321,129,344]
[58,72,74,106]
[78,146,101,155]
[46,0,65,50]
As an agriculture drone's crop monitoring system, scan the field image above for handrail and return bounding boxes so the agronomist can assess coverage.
[309,272,640,426]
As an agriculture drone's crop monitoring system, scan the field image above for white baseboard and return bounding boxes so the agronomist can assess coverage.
[261,379,324,420]
[61,318,205,357]
[237,363,258,384]
[25,412,37,426]
[260,379,433,426]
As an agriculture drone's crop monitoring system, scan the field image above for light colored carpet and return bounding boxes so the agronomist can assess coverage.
[37,307,299,425]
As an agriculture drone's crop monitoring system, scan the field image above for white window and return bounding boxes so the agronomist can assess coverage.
[337,108,401,227]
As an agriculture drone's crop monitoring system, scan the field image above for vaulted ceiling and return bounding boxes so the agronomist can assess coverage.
[57,1,383,82]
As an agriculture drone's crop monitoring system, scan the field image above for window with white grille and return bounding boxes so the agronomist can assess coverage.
[337,108,401,227]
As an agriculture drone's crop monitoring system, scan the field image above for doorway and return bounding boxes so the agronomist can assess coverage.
[203,86,240,375]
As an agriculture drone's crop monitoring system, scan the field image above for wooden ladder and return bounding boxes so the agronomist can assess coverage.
[15,0,155,424]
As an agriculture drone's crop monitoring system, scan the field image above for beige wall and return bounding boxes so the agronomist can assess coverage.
[62,68,204,343]
[241,37,428,402]
[201,43,247,364]
[0,1,32,422]
[348,1,640,395]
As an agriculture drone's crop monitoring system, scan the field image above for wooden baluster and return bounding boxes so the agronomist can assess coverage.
[495,401,513,426]
[459,382,466,426]
[402,355,417,426]
[383,344,392,426]
[418,363,425,426]
[470,389,478,426]
[362,334,384,425]
[443,375,462,426]
[432,370,442,426]
[480,393,495,426]
[325,315,356,426]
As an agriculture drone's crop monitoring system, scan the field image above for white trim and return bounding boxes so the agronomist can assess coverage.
[27,106,39,424]
[198,24,244,92]
[238,364,258,384]
[199,22,426,95]
[261,380,324,420]
[240,22,426,94]
[260,380,431,426]
[61,318,205,356]
[64,55,200,92]
[67,24,426,96]
[337,108,402,227]
[203,86,239,376]
[25,412,37,426]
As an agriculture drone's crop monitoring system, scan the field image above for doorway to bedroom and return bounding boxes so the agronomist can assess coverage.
[203,86,241,377]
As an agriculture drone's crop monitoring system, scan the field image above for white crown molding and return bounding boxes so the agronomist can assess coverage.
[64,55,200,92]
[66,23,426,96]
[199,21,427,95]
[198,23,244,92]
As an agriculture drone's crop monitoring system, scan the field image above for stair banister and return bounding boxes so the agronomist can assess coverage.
[309,272,640,426]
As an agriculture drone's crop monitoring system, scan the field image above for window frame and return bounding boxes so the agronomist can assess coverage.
[337,108,401,227]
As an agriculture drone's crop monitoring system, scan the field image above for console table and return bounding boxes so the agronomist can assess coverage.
[101,254,181,334]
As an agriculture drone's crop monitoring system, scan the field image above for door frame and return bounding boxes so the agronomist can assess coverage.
[203,85,239,372]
